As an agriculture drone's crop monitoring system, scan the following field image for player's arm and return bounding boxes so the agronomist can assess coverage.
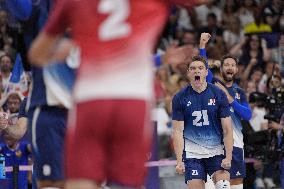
[29,33,74,66]
[4,117,28,140]
[221,116,233,169]
[199,32,213,82]
[215,82,252,120]
[172,120,185,174]
[29,0,72,66]
[0,98,28,140]
[171,94,185,174]
[218,91,233,169]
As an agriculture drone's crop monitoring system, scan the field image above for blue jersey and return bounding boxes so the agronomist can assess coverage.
[0,141,31,189]
[227,83,248,148]
[172,83,231,158]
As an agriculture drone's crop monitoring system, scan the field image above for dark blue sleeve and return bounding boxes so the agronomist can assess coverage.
[18,98,28,118]
[153,54,162,68]
[5,0,32,21]
[172,94,184,121]
[230,90,252,120]
[218,90,231,118]
[199,48,213,83]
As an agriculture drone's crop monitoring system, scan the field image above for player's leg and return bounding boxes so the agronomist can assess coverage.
[184,158,207,189]
[106,99,151,188]
[31,106,68,189]
[65,100,114,189]
[206,155,230,189]
[230,147,246,189]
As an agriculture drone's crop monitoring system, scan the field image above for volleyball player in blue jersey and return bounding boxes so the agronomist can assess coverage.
[172,56,233,189]
[215,55,252,189]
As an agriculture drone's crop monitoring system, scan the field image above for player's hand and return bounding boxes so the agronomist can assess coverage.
[215,82,234,103]
[268,121,282,130]
[200,33,211,48]
[176,161,185,175]
[221,158,231,170]
[163,43,193,66]
[0,112,9,130]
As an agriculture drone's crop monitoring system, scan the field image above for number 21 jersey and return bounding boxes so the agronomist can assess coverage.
[172,83,231,159]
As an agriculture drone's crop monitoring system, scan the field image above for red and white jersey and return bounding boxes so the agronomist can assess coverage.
[44,0,197,102]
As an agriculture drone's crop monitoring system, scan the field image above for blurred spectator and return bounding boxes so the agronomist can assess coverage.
[258,61,280,93]
[223,17,244,50]
[0,54,13,92]
[262,0,283,32]
[271,32,284,73]
[249,92,268,132]
[221,0,239,30]
[238,0,256,27]
[231,34,271,68]
[177,7,196,30]
[199,13,223,45]
[245,79,257,99]
[244,8,272,34]
[194,0,222,27]
[266,75,282,96]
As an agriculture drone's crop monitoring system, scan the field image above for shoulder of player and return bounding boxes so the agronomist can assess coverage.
[207,83,224,94]
[174,85,190,98]
[232,83,246,94]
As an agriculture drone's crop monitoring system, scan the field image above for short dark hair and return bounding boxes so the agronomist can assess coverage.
[187,55,207,69]
[221,54,238,66]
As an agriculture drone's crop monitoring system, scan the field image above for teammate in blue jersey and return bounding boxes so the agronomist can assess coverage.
[172,55,233,189]
[214,54,252,189]
[1,1,76,188]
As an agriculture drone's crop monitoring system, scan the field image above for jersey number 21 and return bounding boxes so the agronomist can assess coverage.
[192,110,209,126]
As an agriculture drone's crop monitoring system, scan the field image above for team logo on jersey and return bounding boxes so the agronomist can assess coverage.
[235,93,240,100]
[187,100,192,106]
[236,171,241,176]
[208,98,216,105]
[230,107,234,112]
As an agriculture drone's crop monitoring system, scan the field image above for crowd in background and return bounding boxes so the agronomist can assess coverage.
[0,0,282,189]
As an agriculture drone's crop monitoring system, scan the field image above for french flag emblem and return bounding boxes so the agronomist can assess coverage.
[208,98,216,105]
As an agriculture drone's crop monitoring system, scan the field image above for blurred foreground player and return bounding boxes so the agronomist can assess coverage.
[29,0,212,188]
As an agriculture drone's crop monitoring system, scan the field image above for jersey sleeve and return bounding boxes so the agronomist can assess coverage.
[217,90,231,118]
[230,88,252,120]
[18,98,27,118]
[172,94,184,121]
[44,0,70,36]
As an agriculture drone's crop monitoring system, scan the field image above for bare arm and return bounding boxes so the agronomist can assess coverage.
[29,32,74,66]
[261,39,271,62]
[221,117,233,161]
[241,58,257,83]
[172,120,184,163]
[172,120,185,174]
[5,117,28,140]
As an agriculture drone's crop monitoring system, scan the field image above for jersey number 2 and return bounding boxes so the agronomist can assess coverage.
[98,0,131,41]
[192,110,209,126]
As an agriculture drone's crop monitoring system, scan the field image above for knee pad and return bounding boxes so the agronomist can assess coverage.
[231,184,243,189]
[215,180,230,189]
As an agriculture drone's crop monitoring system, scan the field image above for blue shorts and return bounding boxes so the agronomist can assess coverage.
[184,154,225,183]
[230,146,246,179]
[28,106,67,180]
